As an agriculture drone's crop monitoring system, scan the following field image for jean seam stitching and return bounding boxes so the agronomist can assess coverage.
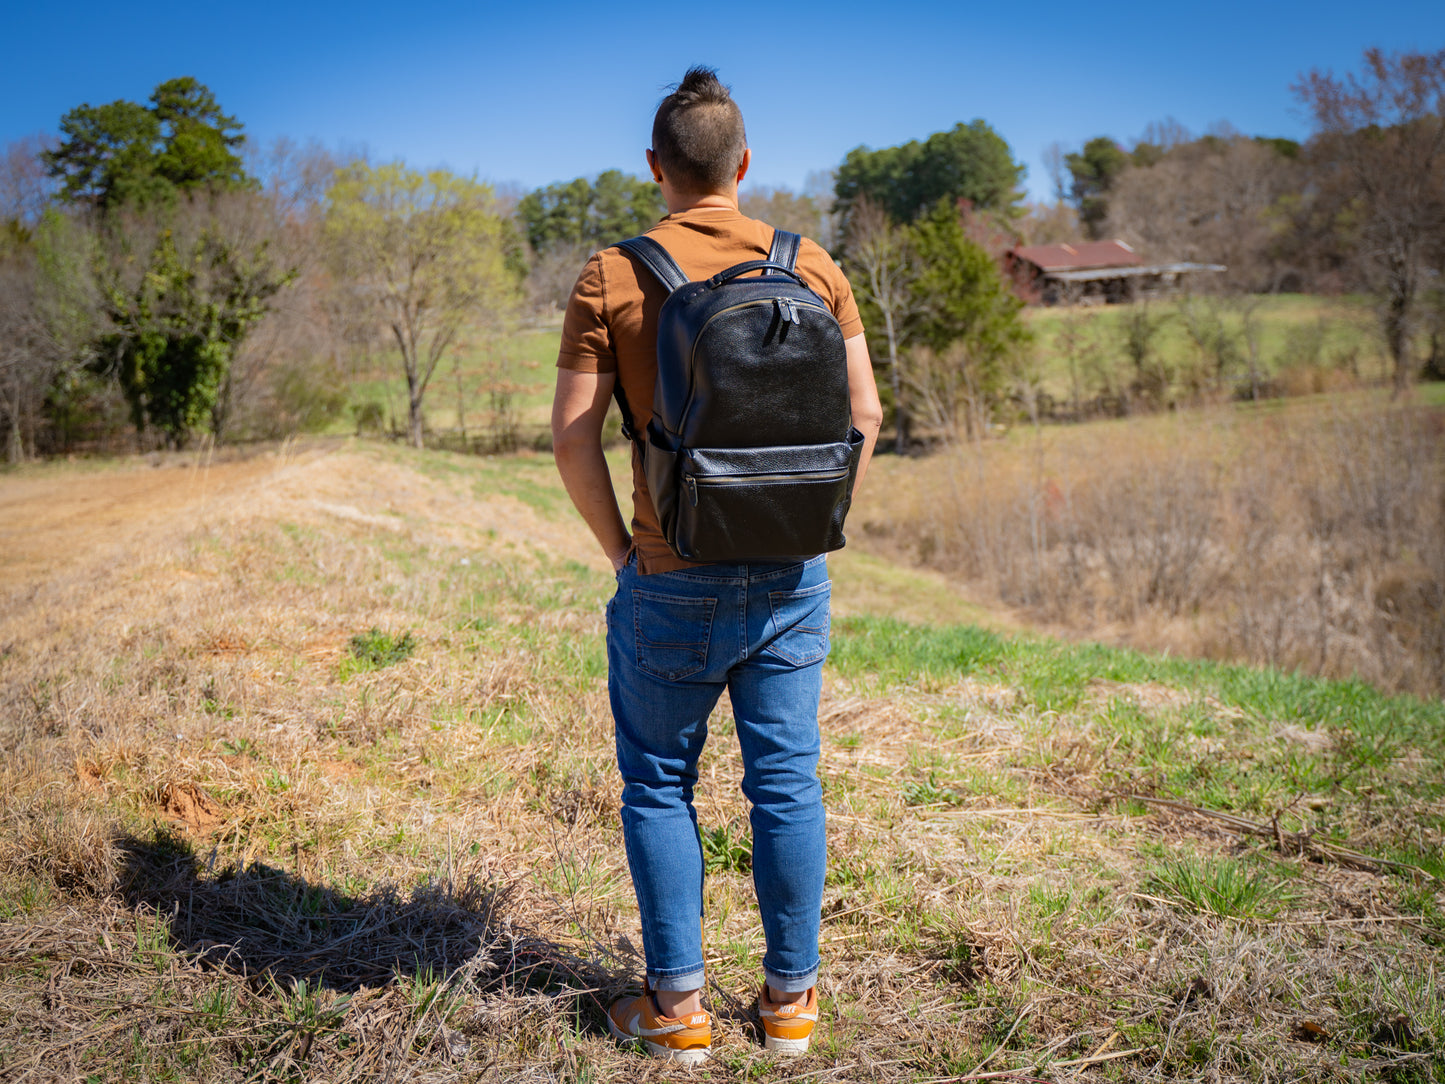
[632,593,716,680]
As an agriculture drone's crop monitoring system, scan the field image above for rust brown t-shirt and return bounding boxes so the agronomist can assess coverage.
[557,206,864,574]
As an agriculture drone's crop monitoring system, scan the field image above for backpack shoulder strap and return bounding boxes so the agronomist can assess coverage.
[767,229,801,272]
[616,235,688,292]
[610,236,687,443]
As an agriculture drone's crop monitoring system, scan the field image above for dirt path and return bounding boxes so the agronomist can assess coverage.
[0,452,298,590]
[0,442,615,597]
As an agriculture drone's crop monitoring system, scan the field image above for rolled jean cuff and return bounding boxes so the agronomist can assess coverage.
[649,965,706,993]
[764,965,818,994]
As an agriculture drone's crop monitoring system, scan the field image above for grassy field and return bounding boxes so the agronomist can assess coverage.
[1017,293,1398,410]
[339,324,563,449]
[858,389,1445,699]
[1,440,1441,1082]
[336,296,1404,452]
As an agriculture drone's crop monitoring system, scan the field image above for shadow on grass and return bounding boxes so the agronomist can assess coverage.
[114,829,626,1017]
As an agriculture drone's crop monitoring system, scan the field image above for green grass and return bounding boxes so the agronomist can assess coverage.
[700,821,752,875]
[340,627,417,678]
[831,614,1445,749]
[337,326,562,442]
[1144,853,1299,920]
[1023,294,1391,404]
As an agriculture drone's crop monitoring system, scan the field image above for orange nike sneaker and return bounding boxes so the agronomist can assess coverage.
[607,984,711,1064]
[758,984,818,1055]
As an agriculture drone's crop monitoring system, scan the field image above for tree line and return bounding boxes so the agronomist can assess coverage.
[1050,48,1445,393]
[1,47,1441,462]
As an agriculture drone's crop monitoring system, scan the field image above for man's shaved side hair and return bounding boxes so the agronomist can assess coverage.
[652,67,748,193]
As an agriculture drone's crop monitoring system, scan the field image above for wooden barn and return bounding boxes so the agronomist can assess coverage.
[1007,240,1225,304]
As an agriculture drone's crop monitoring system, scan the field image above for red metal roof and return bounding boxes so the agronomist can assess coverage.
[1009,241,1142,272]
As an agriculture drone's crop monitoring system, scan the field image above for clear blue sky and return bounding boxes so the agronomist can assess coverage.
[2,1,1440,203]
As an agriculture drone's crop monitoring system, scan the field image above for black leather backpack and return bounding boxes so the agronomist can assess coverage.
[612,228,864,563]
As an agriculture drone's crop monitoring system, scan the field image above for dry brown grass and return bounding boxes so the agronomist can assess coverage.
[1,438,1441,1082]
[857,395,1445,697]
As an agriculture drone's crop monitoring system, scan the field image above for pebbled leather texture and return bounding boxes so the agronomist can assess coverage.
[616,229,857,562]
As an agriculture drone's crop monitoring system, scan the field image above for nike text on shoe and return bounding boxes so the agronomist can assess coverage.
[758,984,818,1055]
[607,987,711,1064]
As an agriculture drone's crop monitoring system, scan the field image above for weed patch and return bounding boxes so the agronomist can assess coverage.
[341,627,417,678]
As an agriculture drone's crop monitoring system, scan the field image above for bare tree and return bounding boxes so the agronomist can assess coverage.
[1107,136,1298,289]
[843,196,915,453]
[0,251,46,461]
[738,185,825,242]
[1294,48,1445,393]
[1015,200,1081,245]
[526,240,593,313]
[0,210,103,461]
[1041,141,1068,203]
[325,162,521,449]
[1139,116,1193,152]
[902,341,991,445]
[218,140,350,441]
[1,136,54,232]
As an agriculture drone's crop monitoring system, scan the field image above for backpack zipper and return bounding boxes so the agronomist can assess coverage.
[684,467,849,506]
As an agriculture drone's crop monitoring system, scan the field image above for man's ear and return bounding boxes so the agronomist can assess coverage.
[736,148,751,185]
[645,149,663,184]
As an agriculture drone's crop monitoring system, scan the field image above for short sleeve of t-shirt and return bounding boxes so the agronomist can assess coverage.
[800,238,863,340]
[557,254,616,373]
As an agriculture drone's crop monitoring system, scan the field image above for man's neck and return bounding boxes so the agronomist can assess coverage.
[663,191,737,215]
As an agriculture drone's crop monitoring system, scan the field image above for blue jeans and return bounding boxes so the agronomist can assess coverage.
[607,552,829,995]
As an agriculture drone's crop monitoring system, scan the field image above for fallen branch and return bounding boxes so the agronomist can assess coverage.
[1124,795,1440,881]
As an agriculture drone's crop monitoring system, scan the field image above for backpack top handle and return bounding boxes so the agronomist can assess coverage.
[616,228,805,292]
[705,260,807,289]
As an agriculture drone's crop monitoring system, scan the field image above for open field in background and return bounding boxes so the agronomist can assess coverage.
[858,392,1445,698]
[340,325,564,452]
[1022,295,1394,411]
[332,297,1409,451]
[1,442,1442,1083]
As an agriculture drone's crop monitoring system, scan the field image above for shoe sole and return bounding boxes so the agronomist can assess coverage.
[764,1033,811,1055]
[608,1014,710,1064]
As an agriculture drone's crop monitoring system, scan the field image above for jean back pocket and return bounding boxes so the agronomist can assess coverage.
[632,590,716,681]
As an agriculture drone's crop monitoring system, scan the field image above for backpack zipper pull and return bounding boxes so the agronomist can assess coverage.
[685,475,699,506]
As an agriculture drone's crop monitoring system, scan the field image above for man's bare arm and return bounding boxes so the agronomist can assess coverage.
[845,333,884,493]
[551,368,632,570]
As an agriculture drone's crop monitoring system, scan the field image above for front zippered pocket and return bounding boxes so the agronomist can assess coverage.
[686,467,849,504]
[667,438,863,562]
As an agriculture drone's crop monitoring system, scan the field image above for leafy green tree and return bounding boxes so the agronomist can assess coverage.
[517,169,663,253]
[899,201,1029,440]
[1065,136,1132,238]
[835,121,1025,233]
[44,77,247,212]
[325,162,521,449]
[150,78,248,193]
[38,80,287,450]
[98,209,293,447]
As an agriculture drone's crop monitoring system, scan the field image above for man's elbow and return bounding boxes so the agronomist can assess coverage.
[551,415,603,461]
[853,400,884,434]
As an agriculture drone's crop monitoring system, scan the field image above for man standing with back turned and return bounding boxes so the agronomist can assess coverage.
[551,67,882,1062]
